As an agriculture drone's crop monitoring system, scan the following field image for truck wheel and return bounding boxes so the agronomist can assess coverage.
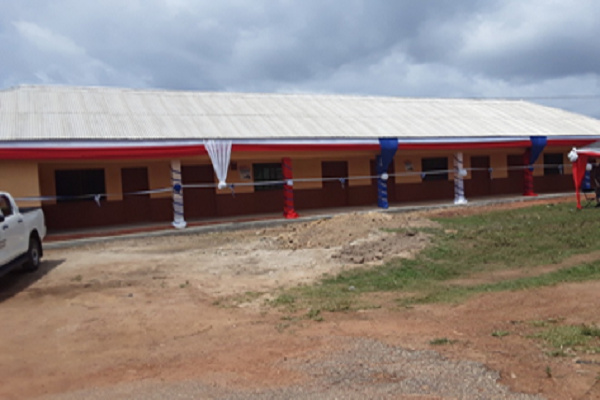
[23,235,42,272]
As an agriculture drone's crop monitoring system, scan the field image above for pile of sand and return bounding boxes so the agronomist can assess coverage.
[269,211,438,264]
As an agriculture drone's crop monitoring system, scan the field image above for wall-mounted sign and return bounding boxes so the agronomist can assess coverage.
[239,165,252,180]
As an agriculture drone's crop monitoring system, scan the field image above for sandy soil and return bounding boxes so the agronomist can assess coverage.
[1,200,600,399]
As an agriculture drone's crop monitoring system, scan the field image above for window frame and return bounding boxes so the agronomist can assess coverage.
[252,163,283,191]
[421,157,449,181]
[54,169,107,202]
[543,153,564,176]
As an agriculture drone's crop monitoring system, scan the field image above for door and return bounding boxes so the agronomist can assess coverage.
[506,154,524,194]
[469,156,491,197]
[121,167,151,224]
[182,165,217,219]
[321,161,349,208]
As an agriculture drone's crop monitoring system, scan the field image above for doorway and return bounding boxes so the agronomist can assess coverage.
[121,167,151,223]
[321,161,349,208]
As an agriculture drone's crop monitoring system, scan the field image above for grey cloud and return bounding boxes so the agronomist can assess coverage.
[455,1,600,81]
[0,0,598,117]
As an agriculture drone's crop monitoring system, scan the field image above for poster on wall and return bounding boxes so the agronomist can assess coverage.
[239,165,252,180]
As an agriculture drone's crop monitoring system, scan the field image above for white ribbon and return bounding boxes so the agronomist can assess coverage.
[204,140,232,189]
[568,148,579,162]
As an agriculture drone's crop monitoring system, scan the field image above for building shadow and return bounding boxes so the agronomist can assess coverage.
[0,259,64,303]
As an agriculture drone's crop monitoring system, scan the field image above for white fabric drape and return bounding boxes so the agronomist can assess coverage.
[204,140,233,189]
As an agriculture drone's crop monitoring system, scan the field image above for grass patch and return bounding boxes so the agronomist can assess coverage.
[429,337,457,345]
[428,203,600,272]
[213,291,265,308]
[179,280,190,289]
[268,202,600,311]
[380,226,438,235]
[271,284,359,314]
[270,293,297,311]
[529,317,564,328]
[530,324,600,356]
[581,324,600,338]
[306,308,324,321]
[399,261,600,305]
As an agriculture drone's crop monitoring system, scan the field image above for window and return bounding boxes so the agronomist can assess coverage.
[55,169,106,202]
[0,194,13,217]
[543,153,563,176]
[421,157,448,181]
[253,163,283,191]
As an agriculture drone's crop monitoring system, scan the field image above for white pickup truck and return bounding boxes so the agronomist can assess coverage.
[0,192,46,277]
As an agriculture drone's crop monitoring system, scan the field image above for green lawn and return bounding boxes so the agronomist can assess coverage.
[270,201,600,312]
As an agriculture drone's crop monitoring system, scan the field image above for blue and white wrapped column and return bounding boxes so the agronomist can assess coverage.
[171,159,187,229]
[377,138,399,209]
[453,152,468,204]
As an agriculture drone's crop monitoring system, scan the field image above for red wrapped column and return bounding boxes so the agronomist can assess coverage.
[282,157,299,219]
[523,149,536,196]
[572,156,588,209]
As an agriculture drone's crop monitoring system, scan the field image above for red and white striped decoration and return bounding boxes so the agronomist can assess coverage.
[282,157,298,219]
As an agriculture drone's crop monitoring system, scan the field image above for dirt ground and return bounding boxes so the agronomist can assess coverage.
[2,198,600,399]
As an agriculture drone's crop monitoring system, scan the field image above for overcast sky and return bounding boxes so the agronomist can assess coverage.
[1,0,599,117]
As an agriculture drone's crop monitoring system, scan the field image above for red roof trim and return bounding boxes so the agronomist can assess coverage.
[545,139,596,147]
[0,143,382,160]
[398,141,531,150]
[0,138,595,160]
[0,146,208,160]
[231,143,381,152]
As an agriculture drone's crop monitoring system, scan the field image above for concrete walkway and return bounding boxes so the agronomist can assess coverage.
[45,192,575,250]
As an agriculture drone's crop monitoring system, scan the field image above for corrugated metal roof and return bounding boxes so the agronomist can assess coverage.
[1,85,600,141]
